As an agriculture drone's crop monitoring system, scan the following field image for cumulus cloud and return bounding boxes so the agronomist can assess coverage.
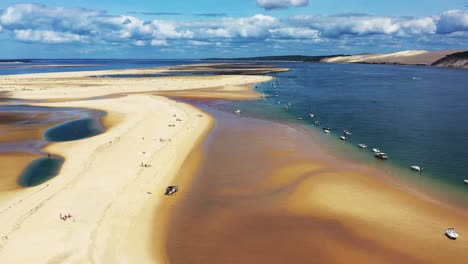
[14,29,83,43]
[0,3,466,54]
[257,0,309,10]
[288,14,437,38]
[436,10,468,34]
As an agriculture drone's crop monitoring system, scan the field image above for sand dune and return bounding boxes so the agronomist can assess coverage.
[323,50,467,68]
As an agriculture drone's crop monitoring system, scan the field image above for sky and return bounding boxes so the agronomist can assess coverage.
[0,0,466,58]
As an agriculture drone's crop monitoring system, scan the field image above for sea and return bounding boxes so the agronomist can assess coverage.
[0,59,467,203]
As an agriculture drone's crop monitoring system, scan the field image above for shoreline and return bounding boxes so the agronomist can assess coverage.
[0,64,278,263]
[168,104,468,264]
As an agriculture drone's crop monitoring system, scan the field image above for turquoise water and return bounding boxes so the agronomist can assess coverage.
[0,105,105,186]
[17,156,64,187]
[212,62,468,204]
[44,118,104,142]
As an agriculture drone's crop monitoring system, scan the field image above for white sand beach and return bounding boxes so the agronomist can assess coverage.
[0,65,275,263]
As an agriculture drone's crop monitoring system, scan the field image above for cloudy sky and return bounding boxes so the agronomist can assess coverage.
[0,0,467,58]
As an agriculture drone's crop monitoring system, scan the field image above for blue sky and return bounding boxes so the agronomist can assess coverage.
[0,0,466,58]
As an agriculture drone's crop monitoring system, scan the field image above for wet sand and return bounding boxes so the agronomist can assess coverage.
[167,105,468,264]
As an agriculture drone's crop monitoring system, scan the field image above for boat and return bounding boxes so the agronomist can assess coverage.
[445,228,459,240]
[309,113,314,118]
[234,109,241,115]
[298,117,303,120]
[358,144,368,149]
[340,136,347,141]
[323,127,332,133]
[374,152,388,160]
[314,121,320,126]
[164,185,178,196]
[344,130,352,136]
[464,179,468,184]
[372,148,381,153]
[411,165,423,172]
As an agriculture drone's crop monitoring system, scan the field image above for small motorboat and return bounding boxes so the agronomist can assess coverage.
[234,109,241,115]
[372,148,381,153]
[445,228,459,240]
[340,136,347,141]
[309,113,314,118]
[411,165,423,172]
[323,127,332,133]
[314,121,320,126]
[358,144,368,149]
[298,117,303,120]
[343,130,352,136]
[464,179,468,184]
[374,152,388,160]
[164,185,178,196]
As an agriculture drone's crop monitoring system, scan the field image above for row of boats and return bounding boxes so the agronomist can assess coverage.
[307,114,427,170]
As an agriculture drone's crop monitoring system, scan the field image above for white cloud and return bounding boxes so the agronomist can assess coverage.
[0,3,466,54]
[257,0,309,10]
[288,14,437,38]
[437,10,468,34]
[150,39,168,46]
[14,29,83,43]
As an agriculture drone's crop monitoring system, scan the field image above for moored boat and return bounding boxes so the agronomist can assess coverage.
[234,109,241,115]
[411,165,423,172]
[464,179,468,184]
[358,144,367,149]
[372,148,381,153]
[309,113,314,118]
[340,136,347,141]
[374,152,388,160]
[445,228,459,240]
[314,121,320,126]
[164,185,179,196]
[344,130,352,136]
[323,127,332,133]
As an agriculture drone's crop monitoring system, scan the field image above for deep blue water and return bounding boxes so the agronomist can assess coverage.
[215,62,468,201]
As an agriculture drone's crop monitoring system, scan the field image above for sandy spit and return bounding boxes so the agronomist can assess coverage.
[0,65,276,263]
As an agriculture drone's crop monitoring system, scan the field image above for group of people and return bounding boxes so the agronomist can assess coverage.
[140,162,152,168]
[60,213,74,221]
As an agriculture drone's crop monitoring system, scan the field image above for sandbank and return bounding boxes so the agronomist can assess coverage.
[0,63,279,263]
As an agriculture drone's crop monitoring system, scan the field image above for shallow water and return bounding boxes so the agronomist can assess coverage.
[211,63,468,201]
[17,156,64,187]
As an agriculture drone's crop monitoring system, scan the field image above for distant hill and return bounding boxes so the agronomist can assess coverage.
[204,55,347,62]
[322,50,468,69]
[431,51,468,68]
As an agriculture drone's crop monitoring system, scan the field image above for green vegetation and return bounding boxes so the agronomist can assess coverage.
[432,51,468,66]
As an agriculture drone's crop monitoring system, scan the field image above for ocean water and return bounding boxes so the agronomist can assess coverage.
[214,62,468,203]
[1,60,467,198]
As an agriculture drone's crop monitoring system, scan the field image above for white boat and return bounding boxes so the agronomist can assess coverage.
[298,117,303,120]
[358,144,368,149]
[411,165,423,172]
[234,109,241,115]
[309,113,314,118]
[314,121,320,126]
[323,127,332,133]
[445,228,459,240]
[164,185,178,196]
[343,130,352,136]
[374,152,388,160]
[340,136,347,141]
[372,148,381,153]
[464,179,468,184]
